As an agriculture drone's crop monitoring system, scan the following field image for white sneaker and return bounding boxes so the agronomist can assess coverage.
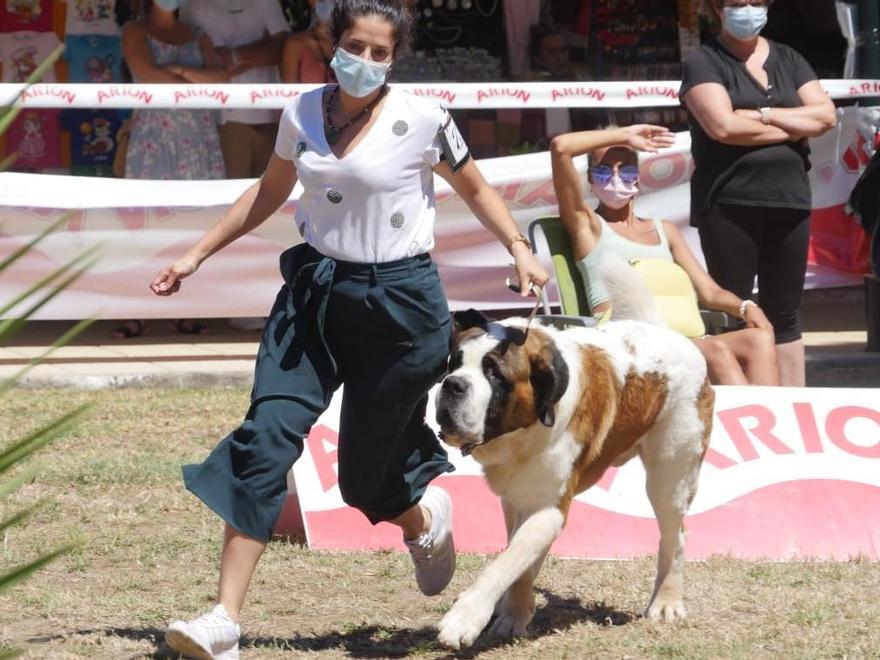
[165,604,240,659]
[405,486,456,596]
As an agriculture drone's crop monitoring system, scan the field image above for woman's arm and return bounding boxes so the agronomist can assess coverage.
[663,220,772,330]
[150,154,298,295]
[684,83,796,145]
[549,125,675,259]
[735,81,837,138]
[122,21,185,83]
[434,159,549,296]
[280,33,306,84]
[167,35,232,83]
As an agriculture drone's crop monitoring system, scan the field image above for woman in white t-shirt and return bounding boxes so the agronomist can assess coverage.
[151,2,549,657]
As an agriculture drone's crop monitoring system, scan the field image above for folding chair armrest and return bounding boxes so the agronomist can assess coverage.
[700,310,730,336]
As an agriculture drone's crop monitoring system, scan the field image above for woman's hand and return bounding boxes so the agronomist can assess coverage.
[150,253,201,296]
[511,242,550,298]
[621,124,677,152]
[743,303,773,332]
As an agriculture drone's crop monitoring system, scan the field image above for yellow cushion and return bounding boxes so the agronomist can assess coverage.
[629,258,706,337]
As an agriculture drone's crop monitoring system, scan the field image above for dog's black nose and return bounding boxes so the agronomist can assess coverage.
[441,375,469,398]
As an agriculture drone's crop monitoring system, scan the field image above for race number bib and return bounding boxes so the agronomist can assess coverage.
[438,115,470,173]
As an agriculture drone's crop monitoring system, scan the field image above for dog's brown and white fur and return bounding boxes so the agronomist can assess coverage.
[434,258,714,649]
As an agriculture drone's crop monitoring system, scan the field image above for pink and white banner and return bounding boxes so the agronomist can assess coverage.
[288,385,880,560]
[2,80,879,110]
[0,106,876,319]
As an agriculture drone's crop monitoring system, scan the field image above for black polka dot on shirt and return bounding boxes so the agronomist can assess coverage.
[296,141,307,157]
[327,188,343,204]
[390,211,405,229]
[392,120,409,136]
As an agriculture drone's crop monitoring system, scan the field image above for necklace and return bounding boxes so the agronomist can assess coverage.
[324,85,386,145]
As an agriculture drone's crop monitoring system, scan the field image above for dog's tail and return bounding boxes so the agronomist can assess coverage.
[597,253,665,326]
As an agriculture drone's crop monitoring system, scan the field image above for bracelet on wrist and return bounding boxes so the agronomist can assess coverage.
[738,299,757,319]
[507,233,531,255]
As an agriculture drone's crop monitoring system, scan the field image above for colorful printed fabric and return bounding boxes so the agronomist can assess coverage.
[65,34,122,83]
[0,0,52,32]
[65,0,120,36]
[0,31,60,82]
[5,108,61,171]
[125,33,224,180]
[61,109,127,172]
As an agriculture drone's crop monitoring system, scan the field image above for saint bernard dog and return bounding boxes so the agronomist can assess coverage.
[434,257,715,650]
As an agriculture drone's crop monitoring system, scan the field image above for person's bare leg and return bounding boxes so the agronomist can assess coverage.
[391,502,431,539]
[217,524,267,621]
[713,329,779,386]
[776,339,805,387]
[691,337,748,385]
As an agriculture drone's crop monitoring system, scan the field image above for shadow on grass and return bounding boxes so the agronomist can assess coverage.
[27,590,634,658]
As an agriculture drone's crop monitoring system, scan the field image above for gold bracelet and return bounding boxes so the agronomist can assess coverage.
[507,233,531,254]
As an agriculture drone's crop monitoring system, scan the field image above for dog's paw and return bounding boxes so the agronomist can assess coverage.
[437,592,493,650]
[645,597,687,622]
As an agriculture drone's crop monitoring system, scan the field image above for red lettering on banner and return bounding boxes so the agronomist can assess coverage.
[96,86,153,105]
[410,87,457,104]
[625,86,678,101]
[518,180,558,206]
[19,84,76,105]
[717,405,794,461]
[793,402,823,452]
[476,88,531,104]
[850,82,880,96]
[174,88,229,105]
[703,446,738,469]
[306,424,339,491]
[249,88,301,104]
[551,86,606,103]
[826,406,880,458]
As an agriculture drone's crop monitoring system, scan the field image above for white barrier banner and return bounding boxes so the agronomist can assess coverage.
[0,107,875,319]
[289,384,880,560]
[1,80,879,109]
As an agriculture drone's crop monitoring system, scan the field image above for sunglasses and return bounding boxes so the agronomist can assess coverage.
[590,164,640,185]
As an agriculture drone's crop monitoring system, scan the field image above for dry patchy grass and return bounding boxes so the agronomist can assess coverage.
[1,387,879,659]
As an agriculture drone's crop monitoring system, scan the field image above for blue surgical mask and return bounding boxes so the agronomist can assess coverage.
[314,0,335,24]
[723,5,768,40]
[330,47,391,98]
[154,0,181,11]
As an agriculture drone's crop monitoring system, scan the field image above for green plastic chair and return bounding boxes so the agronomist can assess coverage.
[527,216,728,334]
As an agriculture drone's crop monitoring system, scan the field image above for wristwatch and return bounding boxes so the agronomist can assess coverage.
[507,233,532,254]
[758,107,771,125]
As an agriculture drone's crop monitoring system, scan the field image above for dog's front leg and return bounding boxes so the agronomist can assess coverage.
[438,506,565,650]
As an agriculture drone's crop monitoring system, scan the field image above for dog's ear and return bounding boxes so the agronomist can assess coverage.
[529,343,569,427]
[453,308,490,333]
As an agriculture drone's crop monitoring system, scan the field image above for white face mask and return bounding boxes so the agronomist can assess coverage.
[330,47,391,98]
[723,5,768,40]
[591,175,639,210]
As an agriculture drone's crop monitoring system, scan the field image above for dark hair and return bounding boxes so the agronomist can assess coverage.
[330,0,414,57]
[528,23,564,67]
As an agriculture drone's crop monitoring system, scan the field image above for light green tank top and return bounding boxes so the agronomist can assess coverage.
[576,216,672,310]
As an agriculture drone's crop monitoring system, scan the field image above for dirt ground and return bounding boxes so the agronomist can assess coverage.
[2,387,879,659]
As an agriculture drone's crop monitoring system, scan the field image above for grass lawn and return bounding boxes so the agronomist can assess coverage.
[1,387,878,659]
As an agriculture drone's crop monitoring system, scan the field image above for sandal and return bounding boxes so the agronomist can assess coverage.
[111,319,147,339]
[170,319,210,335]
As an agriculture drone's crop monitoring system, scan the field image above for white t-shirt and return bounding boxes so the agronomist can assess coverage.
[180,0,290,125]
[274,87,452,263]
[0,31,60,83]
[65,0,120,36]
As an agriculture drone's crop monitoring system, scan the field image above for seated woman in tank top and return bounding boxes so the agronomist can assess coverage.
[551,124,779,385]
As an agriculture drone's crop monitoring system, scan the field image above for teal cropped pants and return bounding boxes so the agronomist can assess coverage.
[182,244,455,542]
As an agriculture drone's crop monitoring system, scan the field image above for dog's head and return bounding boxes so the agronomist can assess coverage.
[436,309,569,455]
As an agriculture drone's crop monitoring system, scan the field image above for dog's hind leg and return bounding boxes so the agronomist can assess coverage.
[438,506,565,650]
[640,421,703,622]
